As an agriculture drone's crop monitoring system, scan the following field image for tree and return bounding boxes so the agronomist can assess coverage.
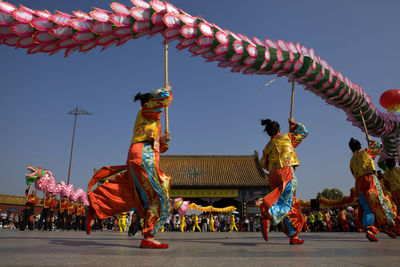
[316,188,344,200]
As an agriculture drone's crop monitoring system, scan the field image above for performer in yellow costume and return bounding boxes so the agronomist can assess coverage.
[87,87,172,249]
[384,158,400,210]
[180,215,186,232]
[377,170,400,235]
[257,118,307,245]
[192,214,201,232]
[230,215,238,232]
[209,214,216,232]
[118,212,127,232]
[349,138,397,241]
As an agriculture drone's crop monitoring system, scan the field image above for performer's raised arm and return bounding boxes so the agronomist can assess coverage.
[141,87,173,118]
[288,119,308,148]
[365,140,383,160]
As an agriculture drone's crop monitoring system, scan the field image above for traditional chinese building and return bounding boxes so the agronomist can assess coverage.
[160,152,270,219]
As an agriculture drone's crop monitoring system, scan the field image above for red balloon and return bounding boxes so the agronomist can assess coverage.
[379,89,400,112]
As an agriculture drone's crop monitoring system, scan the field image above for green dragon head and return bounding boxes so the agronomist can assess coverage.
[25,165,50,186]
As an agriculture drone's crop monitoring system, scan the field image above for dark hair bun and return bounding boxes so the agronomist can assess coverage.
[261,119,272,126]
[261,118,280,137]
[134,92,153,106]
[134,93,142,102]
[349,137,361,152]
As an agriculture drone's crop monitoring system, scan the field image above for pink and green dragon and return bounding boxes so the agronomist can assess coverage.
[1,0,399,161]
[25,165,89,205]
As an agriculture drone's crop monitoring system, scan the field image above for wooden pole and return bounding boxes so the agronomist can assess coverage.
[359,109,370,141]
[164,42,170,135]
[43,188,47,208]
[26,184,32,202]
[67,109,78,185]
[289,80,295,120]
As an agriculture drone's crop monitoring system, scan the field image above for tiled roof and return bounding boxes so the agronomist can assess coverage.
[160,152,269,188]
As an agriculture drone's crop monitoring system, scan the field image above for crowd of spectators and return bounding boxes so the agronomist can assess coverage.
[301,207,361,233]
[89,213,261,233]
[0,209,86,231]
[1,207,362,233]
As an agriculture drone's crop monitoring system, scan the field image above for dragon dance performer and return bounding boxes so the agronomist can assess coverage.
[75,202,85,231]
[179,215,186,232]
[339,209,349,232]
[192,214,201,232]
[324,210,332,232]
[209,214,216,232]
[384,158,400,211]
[21,188,38,231]
[40,192,57,231]
[230,214,238,232]
[349,138,397,241]
[66,199,76,231]
[302,213,310,232]
[58,195,69,230]
[257,118,308,245]
[377,170,400,235]
[118,212,127,232]
[87,87,172,249]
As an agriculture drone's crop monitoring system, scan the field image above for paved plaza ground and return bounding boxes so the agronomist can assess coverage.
[0,230,399,266]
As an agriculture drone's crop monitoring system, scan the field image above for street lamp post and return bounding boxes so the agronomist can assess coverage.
[67,106,92,185]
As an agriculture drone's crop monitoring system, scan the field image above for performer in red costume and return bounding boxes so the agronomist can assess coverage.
[324,210,332,232]
[58,195,69,230]
[41,192,57,231]
[339,209,349,232]
[349,138,397,241]
[21,188,38,231]
[66,199,76,231]
[75,202,85,231]
[257,118,308,245]
[87,86,172,249]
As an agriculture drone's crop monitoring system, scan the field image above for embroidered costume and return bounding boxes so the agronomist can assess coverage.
[384,167,400,210]
[259,121,308,239]
[87,87,172,244]
[350,140,396,237]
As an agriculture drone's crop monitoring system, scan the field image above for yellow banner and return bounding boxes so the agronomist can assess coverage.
[170,189,238,198]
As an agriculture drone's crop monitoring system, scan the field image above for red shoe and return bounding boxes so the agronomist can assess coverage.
[259,218,269,242]
[290,237,304,245]
[366,231,378,242]
[140,239,169,249]
[382,227,397,238]
[86,206,94,235]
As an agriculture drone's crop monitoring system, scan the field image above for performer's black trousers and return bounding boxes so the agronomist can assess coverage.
[75,215,83,231]
[59,211,67,230]
[66,214,74,230]
[20,208,34,231]
[40,208,54,230]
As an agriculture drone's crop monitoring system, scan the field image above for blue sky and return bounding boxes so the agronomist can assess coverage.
[1,0,399,201]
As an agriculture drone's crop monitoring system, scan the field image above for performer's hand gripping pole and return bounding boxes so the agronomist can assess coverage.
[164,41,171,140]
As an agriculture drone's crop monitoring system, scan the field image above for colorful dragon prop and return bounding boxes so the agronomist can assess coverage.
[1,0,399,159]
[25,165,89,205]
[25,165,53,186]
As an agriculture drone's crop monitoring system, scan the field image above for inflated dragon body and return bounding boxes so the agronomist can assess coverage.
[1,0,399,159]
